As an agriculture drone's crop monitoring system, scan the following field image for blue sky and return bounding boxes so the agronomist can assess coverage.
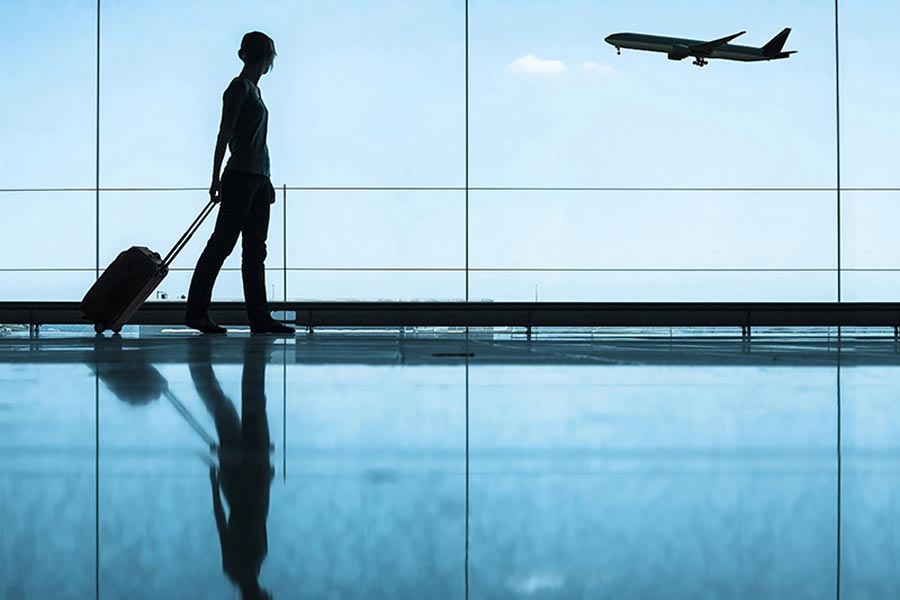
[0,0,897,302]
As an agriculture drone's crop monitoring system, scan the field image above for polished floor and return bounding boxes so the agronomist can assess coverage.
[2,327,900,599]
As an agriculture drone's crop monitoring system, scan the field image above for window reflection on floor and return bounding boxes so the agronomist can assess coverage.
[2,334,899,598]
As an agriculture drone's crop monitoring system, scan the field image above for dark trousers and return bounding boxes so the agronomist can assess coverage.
[187,169,273,327]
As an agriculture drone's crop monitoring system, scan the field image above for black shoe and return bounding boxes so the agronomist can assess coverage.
[250,320,296,335]
[185,314,227,334]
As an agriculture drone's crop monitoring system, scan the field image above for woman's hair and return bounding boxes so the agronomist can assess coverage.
[239,31,276,66]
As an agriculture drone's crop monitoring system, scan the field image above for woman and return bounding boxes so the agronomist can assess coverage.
[186,31,294,335]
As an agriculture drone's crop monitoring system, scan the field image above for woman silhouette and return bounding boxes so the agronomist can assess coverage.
[185,31,294,335]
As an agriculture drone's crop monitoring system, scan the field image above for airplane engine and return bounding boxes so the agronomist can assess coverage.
[667,45,691,60]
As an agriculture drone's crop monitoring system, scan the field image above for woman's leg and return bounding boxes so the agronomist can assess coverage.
[186,172,261,320]
[240,337,272,455]
[240,183,272,328]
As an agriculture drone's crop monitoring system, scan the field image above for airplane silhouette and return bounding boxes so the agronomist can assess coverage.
[605,28,796,67]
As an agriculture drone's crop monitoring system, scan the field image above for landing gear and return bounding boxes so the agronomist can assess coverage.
[692,57,708,67]
[616,47,621,56]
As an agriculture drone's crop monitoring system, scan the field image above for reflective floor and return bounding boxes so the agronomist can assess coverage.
[2,329,900,599]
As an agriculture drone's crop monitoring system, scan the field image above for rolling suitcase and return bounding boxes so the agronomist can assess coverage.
[81,201,217,334]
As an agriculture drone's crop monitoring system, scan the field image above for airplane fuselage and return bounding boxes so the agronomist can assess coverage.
[605,33,783,63]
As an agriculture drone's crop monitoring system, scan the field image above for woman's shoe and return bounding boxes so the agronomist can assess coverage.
[250,320,296,335]
[185,314,227,334]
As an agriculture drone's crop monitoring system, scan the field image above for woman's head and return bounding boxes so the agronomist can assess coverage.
[239,31,276,73]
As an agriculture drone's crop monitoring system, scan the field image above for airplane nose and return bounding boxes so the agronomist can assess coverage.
[604,34,617,45]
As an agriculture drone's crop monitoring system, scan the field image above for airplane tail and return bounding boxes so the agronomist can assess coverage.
[762,27,792,57]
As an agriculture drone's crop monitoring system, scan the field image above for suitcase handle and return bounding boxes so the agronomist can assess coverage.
[162,200,217,267]
[163,389,218,449]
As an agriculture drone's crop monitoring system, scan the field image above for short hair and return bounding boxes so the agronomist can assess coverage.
[239,31,276,66]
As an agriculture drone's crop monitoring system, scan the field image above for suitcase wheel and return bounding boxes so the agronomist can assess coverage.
[94,323,106,334]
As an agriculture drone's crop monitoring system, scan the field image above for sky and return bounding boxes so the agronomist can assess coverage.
[0,0,898,302]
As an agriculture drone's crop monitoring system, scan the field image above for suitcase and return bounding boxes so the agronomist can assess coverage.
[81,201,217,334]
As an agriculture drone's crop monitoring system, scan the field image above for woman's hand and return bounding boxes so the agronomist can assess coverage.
[209,177,222,203]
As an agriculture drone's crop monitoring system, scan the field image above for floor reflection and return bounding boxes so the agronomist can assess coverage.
[92,337,276,599]
[191,339,274,600]
[4,333,900,598]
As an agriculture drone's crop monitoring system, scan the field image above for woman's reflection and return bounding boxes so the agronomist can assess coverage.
[190,337,275,600]
[90,336,277,598]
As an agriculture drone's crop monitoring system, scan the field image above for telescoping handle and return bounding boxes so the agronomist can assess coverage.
[162,389,218,449]
[162,200,218,267]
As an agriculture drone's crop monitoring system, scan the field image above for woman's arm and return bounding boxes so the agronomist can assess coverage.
[210,81,247,201]
[209,137,229,202]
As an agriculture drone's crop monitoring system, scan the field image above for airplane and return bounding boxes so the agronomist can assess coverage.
[604,28,796,67]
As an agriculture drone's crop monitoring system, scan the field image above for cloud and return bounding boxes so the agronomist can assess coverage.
[509,54,567,75]
[506,573,566,595]
[582,61,614,75]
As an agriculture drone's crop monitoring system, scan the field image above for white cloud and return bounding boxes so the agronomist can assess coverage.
[506,573,566,595]
[582,61,614,75]
[509,54,567,75]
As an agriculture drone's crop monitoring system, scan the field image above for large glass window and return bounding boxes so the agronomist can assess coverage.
[4,0,899,305]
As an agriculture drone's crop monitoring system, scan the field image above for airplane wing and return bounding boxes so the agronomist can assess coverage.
[690,31,746,54]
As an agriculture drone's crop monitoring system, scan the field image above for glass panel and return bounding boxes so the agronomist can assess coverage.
[469,190,837,301]
[840,192,900,300]
[100,0,465,187]
[287,270,465,302]
[840,2,900,188]
[470,270,837,302]
[0,0,96,188]
[469,0,836,187]
[838,273,900,303]
[0,363,96,598]
[841,192,900,270]
[279,0,466,186]
[0,272,97,302]
[470,365,837,597]
[286,191,465,269]
[0,192,96,270]
[471,191,836,269]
